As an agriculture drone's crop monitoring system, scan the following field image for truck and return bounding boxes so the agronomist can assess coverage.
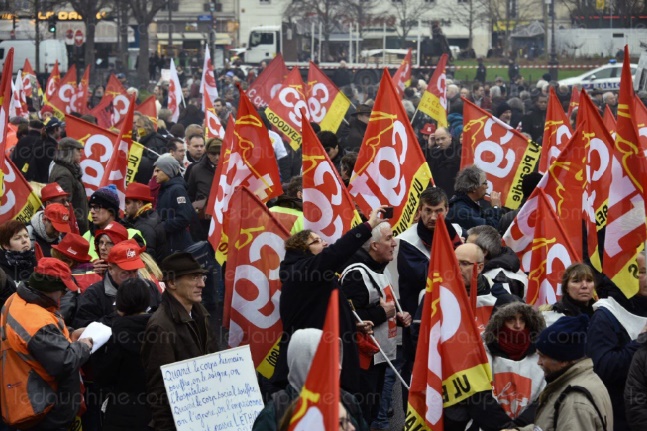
[0,39,68,75]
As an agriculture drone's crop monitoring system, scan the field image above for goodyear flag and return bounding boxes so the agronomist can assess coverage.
[99,94,136,209]
[287,290,340,431]
[348,69,431,236]
[223,186,289,379]
[265,68,310,151]
[577,91,613,271]
[44,59,60,102]
[206,89,283,264]
[538,86,573,174]
[504,188,582,305]
[200,46,219,111]
[0,47,14,195]
[603,45,647,299]
[0,159,42,225]
[204,83,225,139]
[45,65,77,119]
[307,61,350,133]
[168,59,183,122]
[247,53,289,109]
[302,112,361,243]
[461,98,541,210]
[603,104,617,140]
[418,54,449,127]
[66,115,119,196]
[406,214,492,430]
[392,48,412,98]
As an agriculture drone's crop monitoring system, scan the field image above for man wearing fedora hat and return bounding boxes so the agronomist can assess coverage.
[142,252,217,431]
[346,103,372,152]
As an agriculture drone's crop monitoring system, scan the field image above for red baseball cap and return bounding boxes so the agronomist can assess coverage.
[107,239,145,270]
[33,257,77,292]
[44,203,72,233]
[40,183,70,202]
[51,233,92,263]
[94,222,128,246]
[125,182,153,202]
[421,123,436,136]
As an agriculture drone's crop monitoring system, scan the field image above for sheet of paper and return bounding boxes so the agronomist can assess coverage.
[79,321,112,354]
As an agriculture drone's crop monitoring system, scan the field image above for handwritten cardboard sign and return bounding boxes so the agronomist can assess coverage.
[161,345,264,431]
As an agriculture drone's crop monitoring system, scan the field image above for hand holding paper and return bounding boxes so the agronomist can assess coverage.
[79,321,112,354]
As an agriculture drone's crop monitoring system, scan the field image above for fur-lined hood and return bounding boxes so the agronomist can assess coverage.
[483,302,546,348]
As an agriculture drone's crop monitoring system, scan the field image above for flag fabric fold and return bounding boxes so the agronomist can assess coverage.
[417,54,449,127]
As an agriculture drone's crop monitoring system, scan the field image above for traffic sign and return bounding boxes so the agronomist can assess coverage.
[66,29,74,40]
[74,29,84,46]
[197,14,212,22]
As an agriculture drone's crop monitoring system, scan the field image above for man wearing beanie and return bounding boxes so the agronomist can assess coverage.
[503,314,613,431]
[154,154,196,253]
[1,258,93,430]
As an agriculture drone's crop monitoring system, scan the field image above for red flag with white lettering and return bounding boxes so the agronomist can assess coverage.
[21,59,37,99]
[0,47,14,194]
[302,113,360,243]
[168,59,183,122]
[603,45,647,299]
[205,116,234,218]
[200,46,219,111]
[223,186,289,378]
[10,72,28,119]
[603,104,617,140]
[287,290,340,431]
[461,97,541,210]
[44,60,60,102]
[307,61,350,133]
[406,214,492,429]
[104,74,131,127]
[207,90,283,264]
[65,115,119,197]
[114,95,158,131]
[538,86,572,174]
[204,83,225,139]
[0,158,41,224]
[391,49,412,98]
[418,54,449,127]
[46,65,77,118]
[89,95,114,130]
[348,69,431,236]
[567,86,580,120]
[265,67,310,151]
[99,94,136,209]
[247,53,289,109]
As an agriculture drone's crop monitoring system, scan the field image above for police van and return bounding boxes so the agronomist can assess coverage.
[558,61,636,91]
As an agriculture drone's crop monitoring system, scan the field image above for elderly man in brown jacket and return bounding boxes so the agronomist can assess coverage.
[141,252,218,430]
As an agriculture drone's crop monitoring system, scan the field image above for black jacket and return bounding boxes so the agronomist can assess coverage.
[187,155,215,202]
[0,248,36,285]
[134,132,167,184]
[521,109,547,143]
[126,209,169,262]
[447,192,503,231]
[156,175,196,253]
[11,129,41,173]
[49,159,90,233]
[95,314,152,431]
[482,246,525,298]
[426,139,462,198]
[625,332,647,430]
[345,119,367,152]
[273,222,374,395]
[26,134,57,183]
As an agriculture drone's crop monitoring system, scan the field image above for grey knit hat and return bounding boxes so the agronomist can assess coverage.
[154,154,181,178]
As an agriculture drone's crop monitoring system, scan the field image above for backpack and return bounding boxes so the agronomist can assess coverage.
[0,295,57,427]
[553,385,608,431]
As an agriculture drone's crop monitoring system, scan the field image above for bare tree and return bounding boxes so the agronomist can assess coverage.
[68,0,109,77]
[284,0,346,61]
[342,0,385,39]
[388,0,431,48]
[449,0,489,50]
[129,0,168,84]
[488,0,539,53]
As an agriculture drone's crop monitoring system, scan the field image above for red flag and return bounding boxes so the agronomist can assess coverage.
[114,95,158,131]
[44,60,60,102]
[302,112,360,242]
[65,115,119,197]
[603,104,617,140]
[21,59,38,99]
[603,45,647,298]
[206,89,283,264]
[391,48,412,98]
[265,67,310,151]
[223,186,289,378]
[247,53,289,109]
[89,95,114,129]
[461,97,541,210]
[73,66,91,115]
[287,290,340,431]
[105,73,126,97]
[538,86,573,174]
[406,214,492,429]
[46,65,77,117]
[577,91,614,271]
[105,74,131,127]
[204,83,225,139]
[200,46,219,111]
[306,61,350,133]
[0,48,14,193]
[99,94,136,209]
[635,93,647,153]
[206,116,234,218]
[10,72,28,119]
[567,86,580,120]
[0,158,42,224]
[418,54,449,127]
[348,69,431,235]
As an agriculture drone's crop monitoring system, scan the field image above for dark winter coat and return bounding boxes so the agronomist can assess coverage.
[521,109,547,143]
[625,332,647,430]
[426,139,462,198]
[187,155,215,202]
[482,246,526,299]
[142,291,217,431]
[134,132,168,184]
[95,314,152,431]
[0,248,36,285]
[345,118,368,152]
[156,175,196,253]
[11,129,41,173]
[272,222,374,395]
[447,192,503,231]
[126,208,169,262]
[26,134,57,183]
[49,159,89,233]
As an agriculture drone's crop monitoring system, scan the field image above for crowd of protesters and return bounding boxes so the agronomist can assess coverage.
[0,53,646,431]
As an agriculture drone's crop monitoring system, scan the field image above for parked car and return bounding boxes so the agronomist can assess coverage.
[558,61,636,91]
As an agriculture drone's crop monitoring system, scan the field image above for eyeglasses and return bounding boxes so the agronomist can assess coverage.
[188,274,207,283]
[307,238,322,246]
[89,204,104,210]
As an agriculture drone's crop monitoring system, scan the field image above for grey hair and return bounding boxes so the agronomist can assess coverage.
[603,92,615,103]
[507,97,524,113]
[454,165,485,194]
[361,221,391,252]
[467,225,502,258]
[447,84,459,98]
[54,146,79,165]
[490,86,501,98]
[519,90,530,100]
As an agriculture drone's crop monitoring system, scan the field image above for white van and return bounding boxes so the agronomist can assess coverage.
[0,40,68,75]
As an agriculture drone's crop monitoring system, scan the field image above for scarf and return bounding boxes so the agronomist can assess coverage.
[3,249,36,282]
[54,159,82,179]
[135,203,153,219]
[497,326,531,361]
